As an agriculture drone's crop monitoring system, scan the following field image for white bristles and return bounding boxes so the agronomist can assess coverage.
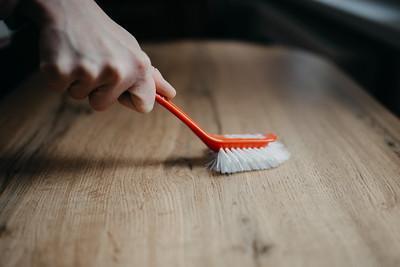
[207,141,290,174]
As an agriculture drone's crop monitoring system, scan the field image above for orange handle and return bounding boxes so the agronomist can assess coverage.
[155,94,213,143]
[155,94,276,152]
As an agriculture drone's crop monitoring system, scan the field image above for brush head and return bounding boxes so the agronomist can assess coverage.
[206,134,290,174]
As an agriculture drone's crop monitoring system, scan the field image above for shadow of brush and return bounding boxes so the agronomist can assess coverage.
[0,152,210,177]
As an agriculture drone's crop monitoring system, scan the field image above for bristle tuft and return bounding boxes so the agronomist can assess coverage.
[207,141,290,174]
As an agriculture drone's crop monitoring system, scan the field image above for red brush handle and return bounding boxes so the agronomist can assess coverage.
[155,94,276,152]
[155,94,213,143]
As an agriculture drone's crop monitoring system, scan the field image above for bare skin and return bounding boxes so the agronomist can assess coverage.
[20,0,176,112]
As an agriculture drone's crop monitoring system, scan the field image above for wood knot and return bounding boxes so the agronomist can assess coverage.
[0,224,11,238]
[252,239,273,256]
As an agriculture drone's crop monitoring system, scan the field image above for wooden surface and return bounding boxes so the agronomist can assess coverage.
[0,41,400,267]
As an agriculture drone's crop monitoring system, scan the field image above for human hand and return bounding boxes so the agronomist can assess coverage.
[25,0,175,112]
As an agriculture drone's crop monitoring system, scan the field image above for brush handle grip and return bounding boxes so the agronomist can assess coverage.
[155,94,211,141]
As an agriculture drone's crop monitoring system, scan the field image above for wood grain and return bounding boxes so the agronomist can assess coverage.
[0,41,399,267]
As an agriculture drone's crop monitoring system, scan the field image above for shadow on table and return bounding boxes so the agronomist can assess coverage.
[0,152,209,178]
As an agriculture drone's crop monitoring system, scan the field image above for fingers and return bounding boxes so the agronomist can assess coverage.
[88,85,116,111]
[67,63,102,99]
[89,55,154,112]
[117,68,156,113]
[118,66,176,113]
[126,72,156,113]
[118,91,135,110]
[37,18,177,113]
[88,72,134,111]
[152,67,176,99]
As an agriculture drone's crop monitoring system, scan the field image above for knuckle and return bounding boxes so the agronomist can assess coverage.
[103,61,118,73]
[134,55,151,76]
[103,62,123,83]
[75,61,97,82]
[141,52,151,66]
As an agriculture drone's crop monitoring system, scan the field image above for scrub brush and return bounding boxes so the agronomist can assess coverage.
[156,94,290,174]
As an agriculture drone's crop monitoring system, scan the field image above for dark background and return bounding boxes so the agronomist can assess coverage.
[1,0,400,115]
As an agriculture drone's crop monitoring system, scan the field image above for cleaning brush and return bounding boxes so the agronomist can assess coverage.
[155,94,290,174]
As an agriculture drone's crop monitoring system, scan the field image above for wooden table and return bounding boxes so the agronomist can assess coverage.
[0,41,399,267]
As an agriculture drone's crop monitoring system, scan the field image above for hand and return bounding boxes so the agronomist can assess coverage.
[25,0,176,112]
